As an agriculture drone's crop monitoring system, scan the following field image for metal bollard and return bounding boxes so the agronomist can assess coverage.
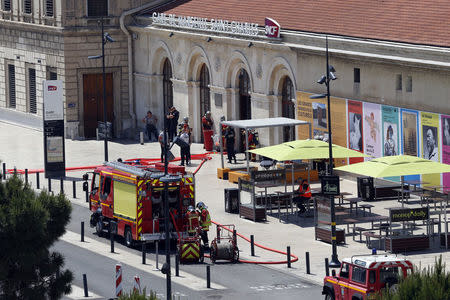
[233,229,237,245]
[110,223,115,253]
[175,253,180,276]
[60,178,64,194]
[25,169,28,185]
[325,258,330,276]
[81,222,84,242]
[83,274,88,297]
[13,167,17,176]
[36,172,40,189]
[140,132,144,145]
[72,181,76,199]
[250,235,255,256]
[85,183,89,203]
[287,246,291,268]
[142,243,146,264]
[216,226,221,243]
[2,163,5,179]
[155,241,159,270]
[206,265,211,288]
[306,252,311,274]
[48,178,52,192]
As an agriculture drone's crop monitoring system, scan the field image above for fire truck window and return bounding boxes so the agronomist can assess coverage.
[380,267,400,284]
[351,266,367,284]
[369,270,376,284]
[340,263,350,278]
[103,177,112,196]
[92,173,100,193]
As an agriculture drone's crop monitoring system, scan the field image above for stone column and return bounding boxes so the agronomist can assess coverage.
[186,80,201,142]
[148,74,164,131]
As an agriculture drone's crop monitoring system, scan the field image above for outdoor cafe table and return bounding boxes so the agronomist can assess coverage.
[404,179,429,191]
[392,188,411,205]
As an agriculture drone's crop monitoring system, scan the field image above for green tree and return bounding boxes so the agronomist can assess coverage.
[0,175,73,299]
[379,255,450,300]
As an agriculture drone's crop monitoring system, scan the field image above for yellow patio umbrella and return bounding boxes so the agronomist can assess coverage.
[334,155,450,178]
[248,139,369,161]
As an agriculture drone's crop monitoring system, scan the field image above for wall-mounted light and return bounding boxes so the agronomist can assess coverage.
[169,32,174,37]
[206,37,212,42]
[248,42,253,48]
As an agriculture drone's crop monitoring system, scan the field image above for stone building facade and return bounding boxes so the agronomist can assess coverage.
[0,0,157,139]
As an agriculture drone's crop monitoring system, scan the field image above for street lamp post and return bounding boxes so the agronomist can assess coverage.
[310,36,340,268]
[88,17,114,162]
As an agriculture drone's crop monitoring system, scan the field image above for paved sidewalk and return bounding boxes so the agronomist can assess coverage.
[1,121,448,286]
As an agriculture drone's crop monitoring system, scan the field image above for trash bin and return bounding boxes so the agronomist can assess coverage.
[357,177,374,201]
[203,129,214,151]
[224,188,239,214]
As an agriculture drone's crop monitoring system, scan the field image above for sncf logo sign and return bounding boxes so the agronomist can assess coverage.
[265,18,280,38]
[48,85,57,91]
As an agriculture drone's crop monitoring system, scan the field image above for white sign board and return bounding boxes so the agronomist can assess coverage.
[43,80,63,121]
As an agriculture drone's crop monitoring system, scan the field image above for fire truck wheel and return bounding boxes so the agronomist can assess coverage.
[95,220,104,237]
[324,289,334,300]
[232,246,239,262]
[124,227,134,248]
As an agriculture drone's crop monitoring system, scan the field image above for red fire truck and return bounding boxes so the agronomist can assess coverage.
[88,161,195,247]
[322,254,413,300]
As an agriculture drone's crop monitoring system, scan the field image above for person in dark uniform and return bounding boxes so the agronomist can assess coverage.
[225,126,237,164]
[166,106,179,142]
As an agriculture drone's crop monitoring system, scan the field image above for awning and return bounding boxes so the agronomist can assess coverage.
[221,117,308,129]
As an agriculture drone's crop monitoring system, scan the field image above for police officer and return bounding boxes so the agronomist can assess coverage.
[225,126,236,164]
[196,202,211,248]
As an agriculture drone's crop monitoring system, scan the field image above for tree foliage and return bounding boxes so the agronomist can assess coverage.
[379,255,450,300]
[0,175,73,299]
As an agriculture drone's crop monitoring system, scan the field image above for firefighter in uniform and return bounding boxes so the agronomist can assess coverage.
[293,178,311,214]
[196,202,211,248]
[186,206,199,236]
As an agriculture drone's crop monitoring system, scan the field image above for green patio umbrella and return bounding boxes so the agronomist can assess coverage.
[334,155,450,178]
[248,139,368,193]
[248,139,369,161]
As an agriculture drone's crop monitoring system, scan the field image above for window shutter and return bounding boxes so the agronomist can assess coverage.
[3,0,11,11]
[8,64,16,109]
[50,71,57,80]
[45,0,53,17]
[24,0,32,14]
[29,68,36,114]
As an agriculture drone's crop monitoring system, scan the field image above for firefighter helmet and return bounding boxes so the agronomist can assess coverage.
[183,116,189,123]
[196,202,206,210]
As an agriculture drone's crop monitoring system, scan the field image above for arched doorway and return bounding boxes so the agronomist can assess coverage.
[199,64,210,142]
[238,69,251,152]
[239,69,251,120]
[163,58,173,111]
[282,76,295,142]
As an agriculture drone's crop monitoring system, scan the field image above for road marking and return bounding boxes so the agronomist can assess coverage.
[65,285,102,299]
[250,282,311,292]
[61,230,226,291]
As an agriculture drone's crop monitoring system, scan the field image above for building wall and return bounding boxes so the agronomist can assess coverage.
[130,22,450,147]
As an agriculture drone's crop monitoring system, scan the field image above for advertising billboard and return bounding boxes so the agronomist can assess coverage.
[363,102,381,160]
[382,105,400,157]
[442,115,450,190]
[348,100,364,164]
[401,108,421,182]
[421,112,440,187]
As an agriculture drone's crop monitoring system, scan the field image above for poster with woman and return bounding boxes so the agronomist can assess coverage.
[421,112,440,187]
[348,100,364,164]
[363,102,381,160]
[382,106,400,157]
[401,108,420,182]
[441,115,450,190]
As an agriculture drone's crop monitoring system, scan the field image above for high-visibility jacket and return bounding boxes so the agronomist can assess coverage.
[297,182,311,198]
[186,211,199,233]
[199,209,211,231]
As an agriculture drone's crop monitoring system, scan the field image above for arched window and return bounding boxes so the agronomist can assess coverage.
[239,69,251,120]
[282,76,295,142]
[199,64,210,118]
[163,58,173,110]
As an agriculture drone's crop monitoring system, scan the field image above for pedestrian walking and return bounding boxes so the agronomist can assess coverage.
[142,111,158,141]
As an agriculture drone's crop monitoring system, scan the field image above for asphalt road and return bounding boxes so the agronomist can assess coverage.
[55,202,323,299]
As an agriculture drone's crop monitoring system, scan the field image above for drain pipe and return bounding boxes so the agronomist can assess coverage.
[119,0,171,133]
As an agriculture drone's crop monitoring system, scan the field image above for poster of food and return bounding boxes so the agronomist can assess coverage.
[296,92,348,166]
[442,115,450,190]
[347,100,364,164]
[421,112,440,187]
[382,106,400,157]
[363,102,381,160]
[401,108,420,182]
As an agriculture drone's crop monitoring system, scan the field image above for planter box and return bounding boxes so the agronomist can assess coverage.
[315,226,345,244]
[385,236,429,253]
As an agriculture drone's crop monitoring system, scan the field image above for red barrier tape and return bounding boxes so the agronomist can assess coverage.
[209,220,299,265]
[6,153,212,175]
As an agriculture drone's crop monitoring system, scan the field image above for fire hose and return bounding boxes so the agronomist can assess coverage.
[211,221,298,264]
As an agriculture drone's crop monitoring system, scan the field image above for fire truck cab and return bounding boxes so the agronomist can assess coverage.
[88,161,195,247]
[322,254,413,300]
